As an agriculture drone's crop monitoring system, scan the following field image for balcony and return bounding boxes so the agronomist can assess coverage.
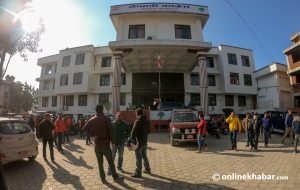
[36,74,56,81]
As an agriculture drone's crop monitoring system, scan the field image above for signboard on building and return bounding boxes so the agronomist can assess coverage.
[110,3,209,16]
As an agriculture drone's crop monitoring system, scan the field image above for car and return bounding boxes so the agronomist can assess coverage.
[158,102,186,111]
[0,117,39,164]
[169,110,199,146]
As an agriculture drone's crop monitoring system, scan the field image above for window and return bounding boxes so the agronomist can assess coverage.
[73,72,83,85]
[78,95,87,106]
[42,97,48,107]
[230,73,240,85]
[99,94,109,105]
[238,96,246,107]
[206,57,214,68]
[241,55,250,67]
[121,73,126,85]
[227,53,237,65]
[208,75,216,86]
[63,95,74,106]
[128,25,145,39]
[43,80,50,91]
[208,94,217,106]
[120,93,126,106]
[0,122,31,135]
[75,53,85,65]
[52,96,57,107]
[101,57,112,67]
[45,65,52,75]
[191,93,200,106]
[60,74,68,86]
[62,56,71,67]
[225,95,234,106]
[175,25,191,39]
[100,74,110,86]
[244,74,252,86]
[190,73,199,85]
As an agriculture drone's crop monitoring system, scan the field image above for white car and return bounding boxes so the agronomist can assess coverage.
[0,117,39,164]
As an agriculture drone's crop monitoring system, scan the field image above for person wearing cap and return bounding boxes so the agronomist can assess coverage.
[39,113,55,162]
[83,104,123,183]
[131,108,151,178]
[292,114,300,154]
[107,112,131,175]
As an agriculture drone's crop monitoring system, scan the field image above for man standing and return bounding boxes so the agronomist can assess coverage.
[54,113,65,153]
[84,105,123,183]
[131,108,151,178]
[27,115,35,132]
[226,112,241,151]
[292,114,300,154]
[108,112,131,174]
[78,116,86,138]
[251,113,261,151]
[197,113,208,153]
[262,112,272,148]
[242,113,252,147]
[282,109,294,144]
[39,113,55,162]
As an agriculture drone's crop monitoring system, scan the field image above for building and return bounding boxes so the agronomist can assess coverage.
[0,80,9,114]
[284,31,300,109]
[36,3,257,121]
[254,62,292,110]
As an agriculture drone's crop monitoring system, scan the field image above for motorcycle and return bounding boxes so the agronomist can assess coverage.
[206,119,221,139]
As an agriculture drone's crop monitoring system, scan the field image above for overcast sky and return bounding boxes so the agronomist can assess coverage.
[5,0,300,88]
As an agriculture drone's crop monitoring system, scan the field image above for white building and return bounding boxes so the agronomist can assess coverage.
[36,3,257,120]
[254,62,292,110]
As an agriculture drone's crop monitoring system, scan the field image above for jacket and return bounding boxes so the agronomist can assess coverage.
[131,115,151,147]
[226,116,241,131]
[251,116,262,133]
[293,120,300,135]
[197,119,206,136]
[83,113,115,146]
[285,114,293,128]
[39,119,55,139]
[112,120,131,145]
[262,117,272,130]
[54,118,65,133]
[242,118,252,131]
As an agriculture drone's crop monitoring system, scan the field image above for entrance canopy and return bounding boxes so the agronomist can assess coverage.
[109,39,211,73]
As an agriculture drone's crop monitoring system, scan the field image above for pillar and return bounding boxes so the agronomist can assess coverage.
[197,52,208,115]
[112,53,123,115]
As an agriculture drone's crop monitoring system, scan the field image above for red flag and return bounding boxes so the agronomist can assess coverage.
[156,54,162,69]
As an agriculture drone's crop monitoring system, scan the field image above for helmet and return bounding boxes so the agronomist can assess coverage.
[127,137,139,151]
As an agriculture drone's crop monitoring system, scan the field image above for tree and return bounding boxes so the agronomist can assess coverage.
[5,74,36,113]
[0,0,45,79]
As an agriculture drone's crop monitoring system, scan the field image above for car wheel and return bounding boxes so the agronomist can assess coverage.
[28,155,37,161]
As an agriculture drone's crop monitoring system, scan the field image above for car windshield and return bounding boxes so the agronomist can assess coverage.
[0,122,31,135]
[172,113,197,122]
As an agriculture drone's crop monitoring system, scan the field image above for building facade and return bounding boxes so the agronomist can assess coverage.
[254,62,292,110]
[36,3,257,120]
[284,31,300,109]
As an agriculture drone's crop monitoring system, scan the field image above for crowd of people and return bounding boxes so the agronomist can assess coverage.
[26,105,151,184]
[20,107,300,184]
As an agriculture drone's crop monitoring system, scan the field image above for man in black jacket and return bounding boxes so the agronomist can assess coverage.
[39,113,55,162]
[131,108,151,178]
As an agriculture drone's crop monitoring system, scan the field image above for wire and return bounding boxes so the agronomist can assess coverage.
[225,0,273,63]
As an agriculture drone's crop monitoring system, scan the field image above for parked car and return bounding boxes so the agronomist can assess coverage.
[0,117,39,164]
[169,110,199,146]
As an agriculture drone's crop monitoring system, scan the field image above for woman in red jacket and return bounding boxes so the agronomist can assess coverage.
[197,113,208,153]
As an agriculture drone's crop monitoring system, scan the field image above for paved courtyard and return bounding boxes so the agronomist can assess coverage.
[3,133,300,190]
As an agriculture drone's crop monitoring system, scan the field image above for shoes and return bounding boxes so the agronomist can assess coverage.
[250,147,253,150]
[43,157,47,161]
[107,171,112,176]
[294,150,299,154]
[143,170,151,174]
[197,150,201,153]
[205,146,208,152]
[117,168,125,173]
[51,159,55,163]
[101,179,108,184]
[281,140,284,144]
[114,176,124,182]
[131,173,142,178]
[234,147,238,151]
[228,148,234,150]
[264,145,268,148]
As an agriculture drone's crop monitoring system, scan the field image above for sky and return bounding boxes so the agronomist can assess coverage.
[5,0,300,88]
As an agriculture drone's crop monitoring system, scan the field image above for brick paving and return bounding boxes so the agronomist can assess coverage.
[3,133,300,190]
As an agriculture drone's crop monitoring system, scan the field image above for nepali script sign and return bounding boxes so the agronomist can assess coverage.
[110,3,209,16]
